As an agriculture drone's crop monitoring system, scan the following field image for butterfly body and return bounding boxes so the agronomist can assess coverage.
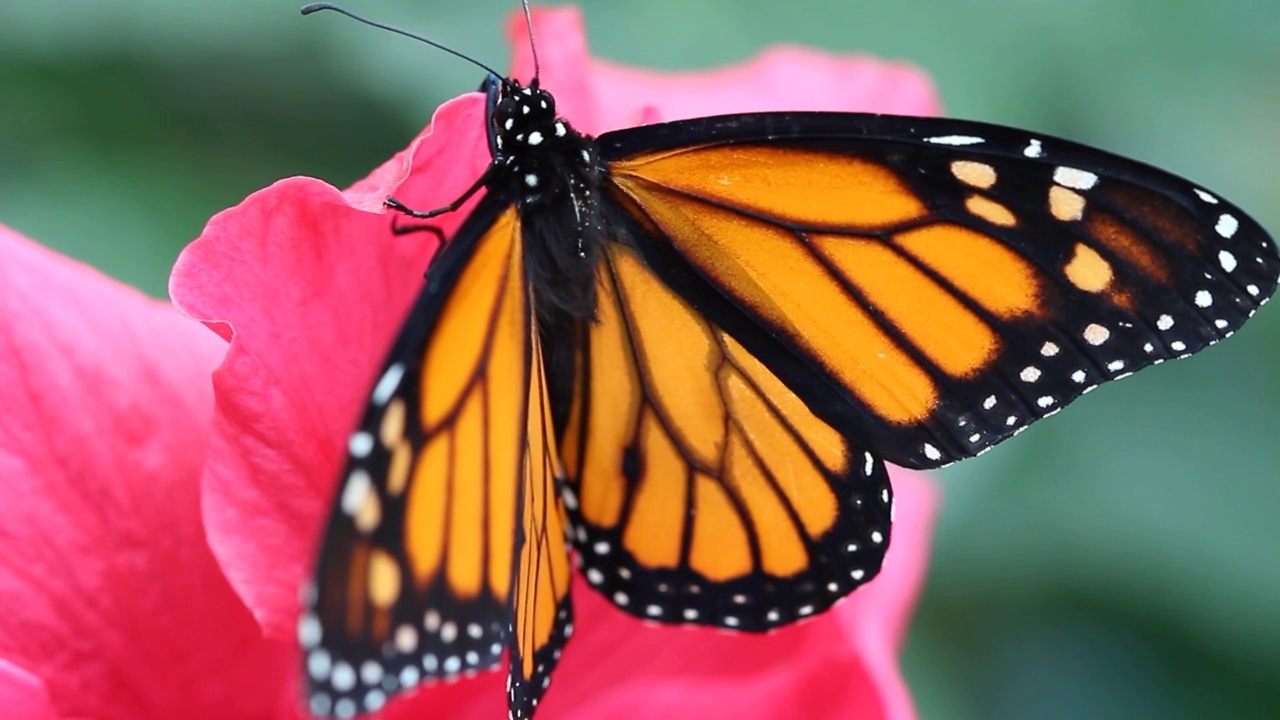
[303,63,1278,720]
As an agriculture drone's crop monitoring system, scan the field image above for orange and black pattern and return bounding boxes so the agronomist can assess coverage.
[301,70,1278,720]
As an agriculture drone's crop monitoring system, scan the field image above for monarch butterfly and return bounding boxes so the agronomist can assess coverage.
[295,4,1279,719]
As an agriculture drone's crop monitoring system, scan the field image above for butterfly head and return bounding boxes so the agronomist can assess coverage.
[487,78,596,209]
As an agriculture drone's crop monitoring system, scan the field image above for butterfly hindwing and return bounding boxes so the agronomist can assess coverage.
[558,240,894,631]
[302,201,548,718]
[598,112,1278,470]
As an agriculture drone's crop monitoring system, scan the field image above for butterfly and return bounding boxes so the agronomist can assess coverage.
[295,5,1279,719]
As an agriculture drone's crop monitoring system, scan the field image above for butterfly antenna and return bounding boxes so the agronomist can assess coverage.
[301,3,505,80]
[520,0,540,81]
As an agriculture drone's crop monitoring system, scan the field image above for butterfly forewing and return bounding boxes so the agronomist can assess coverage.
[302,202,536,717]
[509,327,574,719]
[598,112,1279,470]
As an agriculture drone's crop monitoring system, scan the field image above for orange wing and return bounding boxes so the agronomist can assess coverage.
[596,126,1277,469]
[559,115,1276,629]
[301,202,570,719]
[558,240,894,631]
[509,328,573,720]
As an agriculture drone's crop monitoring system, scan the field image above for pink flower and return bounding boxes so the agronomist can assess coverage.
[171,6,942,719]
[0,224,296,719]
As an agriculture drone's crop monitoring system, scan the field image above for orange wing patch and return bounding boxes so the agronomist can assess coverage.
[302,208,530,717]
[559,242,894,631]
[509,328,573,720]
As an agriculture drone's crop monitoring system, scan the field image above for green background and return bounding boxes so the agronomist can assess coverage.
[4,1,1277,718]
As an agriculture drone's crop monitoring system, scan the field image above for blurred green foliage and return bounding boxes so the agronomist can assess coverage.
[3,1,1277,718]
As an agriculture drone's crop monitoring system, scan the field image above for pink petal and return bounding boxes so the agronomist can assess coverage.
[0,225,294,719]
[169,93,490,638]
[0,659,59,720]
[508,7,941,134]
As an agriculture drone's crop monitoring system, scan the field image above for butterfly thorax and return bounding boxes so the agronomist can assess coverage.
[487,77,607,333]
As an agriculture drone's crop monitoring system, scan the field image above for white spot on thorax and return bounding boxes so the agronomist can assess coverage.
[526,130,544,146]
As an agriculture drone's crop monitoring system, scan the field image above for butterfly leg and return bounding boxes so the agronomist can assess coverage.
[389,216,447,241]
[384,164,496,219]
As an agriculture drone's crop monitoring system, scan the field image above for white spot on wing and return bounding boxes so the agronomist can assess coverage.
[1218,250,1238,273]
[1023,139,1044,158]
[340,469,372,517]
[924,134,984,146]
[923,443,941,461]
[1194,188,1218,204]
[371,363,405,407]
[1053,166,1099,190]
[1194,290,1213,308]
[348,431,374,458]
[1216,213,1239,238]
[1083,323,1110,346]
